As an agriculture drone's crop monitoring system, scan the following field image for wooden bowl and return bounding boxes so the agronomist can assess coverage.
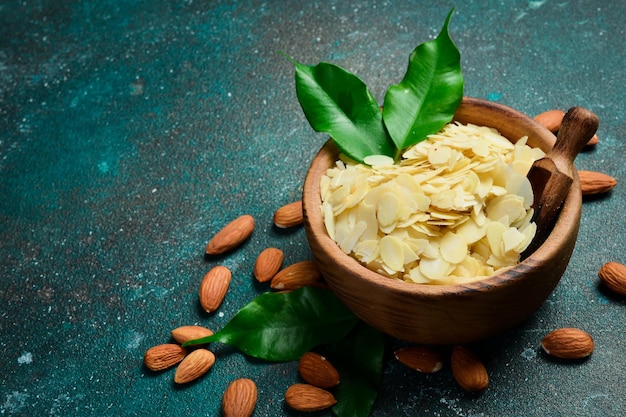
[302,97,582,345]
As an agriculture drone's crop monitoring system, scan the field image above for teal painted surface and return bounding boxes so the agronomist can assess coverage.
[1,1,625,416]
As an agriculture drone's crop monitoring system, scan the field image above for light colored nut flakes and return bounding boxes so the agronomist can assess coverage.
[320,122,545,284]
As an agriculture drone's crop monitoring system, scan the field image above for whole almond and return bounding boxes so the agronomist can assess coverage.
[199,266,232,313]
[171,325,214,344]
[598,262,626,297]
[586,133,599,147]
[254,247,284,283]
[579,170,617,195]
[541,328,594,359]
[284,383,337,412]
[206,214,255,255]
[274,201,304,228]
[174,348,216,384]
[271,260,323,290]
[222,378,257,417]
[450,345,489,393]
[534,109,565,133]
[394,346,444,373]
[144,344,187,371]
[298,352,340,389]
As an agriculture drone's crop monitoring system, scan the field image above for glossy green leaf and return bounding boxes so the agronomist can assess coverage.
[327,322,386,417]
[182,287,359,362]
[382,8,464,149]
[291,59,397,163]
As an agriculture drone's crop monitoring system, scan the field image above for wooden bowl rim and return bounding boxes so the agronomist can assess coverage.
[303,96,582,298]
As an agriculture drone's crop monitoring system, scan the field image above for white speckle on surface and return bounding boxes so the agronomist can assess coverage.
[17,352,33,365]
[514,12,528,22]
[582,393,609,408]
[521,347,537,361]
[1,391,29,414]
[125,330,145,349]
[218,312,224,318]
[528,0,549,10]
[97,161,109,173]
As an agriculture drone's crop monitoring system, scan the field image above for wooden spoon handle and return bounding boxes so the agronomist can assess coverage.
[549,107,599,174]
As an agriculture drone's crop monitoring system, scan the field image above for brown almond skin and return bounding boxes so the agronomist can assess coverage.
[199,266,232,313]
[206,214,255,255]
[254,247,284,283]
[541,328,594,359]
[578,170,617,195]
[586,133,599,146]
[274,201,304,228]
[174,348,216,384]
[222,378,258,417]
[450,345,489,393]
[285,383,337,412]
[171,325,214,344]
[598,262,626,297]
[298,352,340,389]
[394,346,444,373]
[534,109,565,133]
[271,260,323,290]
[144,344,187,371]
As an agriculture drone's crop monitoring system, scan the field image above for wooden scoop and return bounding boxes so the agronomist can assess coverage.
[522,107,599,257]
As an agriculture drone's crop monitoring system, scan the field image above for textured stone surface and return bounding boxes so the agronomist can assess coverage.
[1,1,624,416]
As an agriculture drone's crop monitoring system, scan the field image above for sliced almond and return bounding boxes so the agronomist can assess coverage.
[170,325,214,344]
[598,261,626,297]
[578,170,617,195]
[222,378,258,417]
[394,346,444,373]
[254,247,284,283]
[274,201,304,228]
[199,265,232,313]
[284,383,337,412]
[144,344,187,371]
[450,345,489,392]
[270,260,323,290]
[298,352,340,389]
[206,214,255,255]
[541,328,594,359]
[174,348,215,384]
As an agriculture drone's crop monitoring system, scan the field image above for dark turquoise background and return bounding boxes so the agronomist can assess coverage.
[1,1,624,416]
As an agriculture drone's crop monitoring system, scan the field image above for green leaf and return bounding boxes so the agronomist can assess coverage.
[327,322,386,417]
[183,287,359,362]
[382,8,464,150]
[291,59,397,163]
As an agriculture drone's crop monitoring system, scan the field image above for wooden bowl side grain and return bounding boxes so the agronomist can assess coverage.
[302,97,582,345]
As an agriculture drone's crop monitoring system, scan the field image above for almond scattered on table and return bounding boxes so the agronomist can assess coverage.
[598,261,626,297]
[394,346,444,373]
[144,344,188,371]
[298,351,340,389]
[206,214,255,255]
[450,345,489,393]
[270,260,323,290]
[199,265,232,313]
[274,201,304,228]
[533,109,565,133]
[222,378,258,417]
[586,133,599,147]
[285,383,337,412]
[578,170,617,195]
[254,247,284,283]
[174,348,216,384]
[541,328,594,360]
[170,325,214,345]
